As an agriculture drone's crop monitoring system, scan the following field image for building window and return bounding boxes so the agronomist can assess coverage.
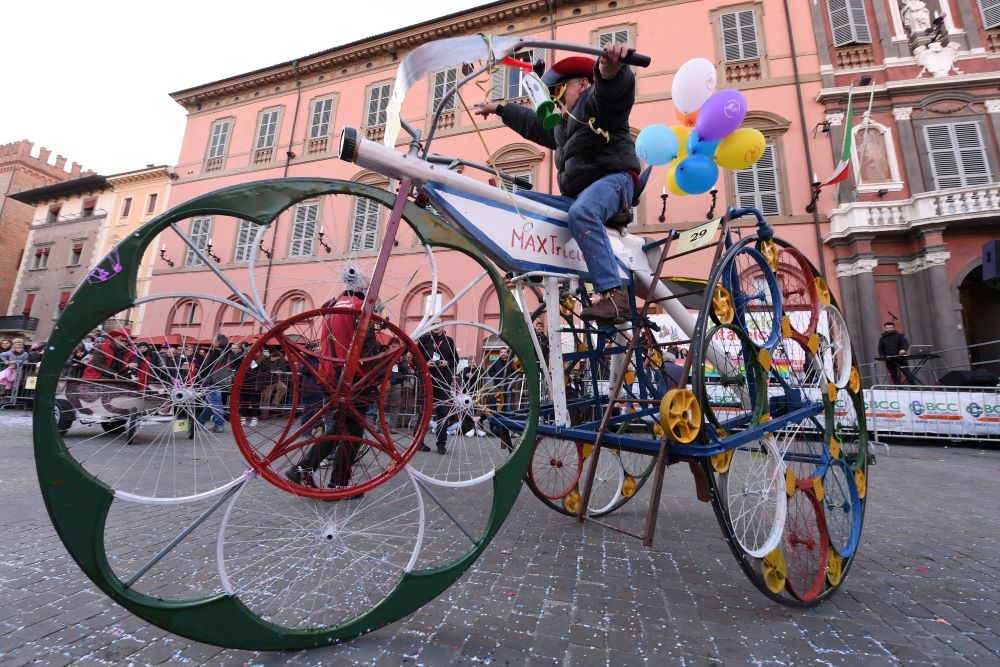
[69,242,83,266]
[121,197,132,218]
[233,219,256,262]
[57,291,70,312]
[980,0,1000,29]
[597,27,632,46]
[733,144,782,216]
[256,109,279,149]
[365,83,392,128]
[31,247,50,269]
[46,205,61,223]
[308,97,335,139]
[349,197,380,251]
[491,50,537,100]
[146,193,158,215]
[721,10,759,62]
[828,0,872,47]
[923,122,992,190]
[81,198,97,218]
[21,292,36,316]
[498,171,533,194]
[290,297,306,315]
[207,120,231,159]
[431,69,457,114]
[185,217,212,266]
[185,301,200,325]
[289,203,318,257]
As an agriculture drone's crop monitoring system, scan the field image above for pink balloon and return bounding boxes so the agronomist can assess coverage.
[694,90,748,142]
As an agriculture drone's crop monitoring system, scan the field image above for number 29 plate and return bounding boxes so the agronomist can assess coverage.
[672,218,721,255]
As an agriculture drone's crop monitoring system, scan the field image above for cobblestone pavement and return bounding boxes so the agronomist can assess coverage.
[1,408,999,666]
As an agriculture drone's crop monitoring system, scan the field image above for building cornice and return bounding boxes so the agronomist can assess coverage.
[106,166,173,187]
[170,0,557,109]
[815,71,1000,105]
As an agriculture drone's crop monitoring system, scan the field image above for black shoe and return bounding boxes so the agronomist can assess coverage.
[436,444,447,455]
[580,289,630,322]
[419,444,431,452]
[285,465,315,487]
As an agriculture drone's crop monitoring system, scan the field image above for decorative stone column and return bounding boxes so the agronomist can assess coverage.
[892,107,926,194]
[835,257,879,380]
[898,250,968,372]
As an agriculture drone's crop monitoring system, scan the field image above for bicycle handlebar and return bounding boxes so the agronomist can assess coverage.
[519,38,651,68]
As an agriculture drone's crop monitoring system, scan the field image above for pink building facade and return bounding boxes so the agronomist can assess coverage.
[151,0,837,362]
[814,0,1000,378]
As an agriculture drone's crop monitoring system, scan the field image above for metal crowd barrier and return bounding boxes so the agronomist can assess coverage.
[0,362,40,409]
[867,384,1000,444]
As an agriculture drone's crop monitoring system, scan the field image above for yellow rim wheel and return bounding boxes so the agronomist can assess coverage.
[762,548,788,594]
[849,367,861,393]
[711,449,734,473]
[812,477,825,503]
[652,422,665,439]
[829,437,841,460]
[781,314,792,338]
[826,382,837,403]
[815,276,832,305]
[659,389,702,444]
[624,370,636,385]
[785,468,797,497]
[758,348,772,373]
[827,549,843,586]
[563,489,581,514]
[622,475,638,498]
[649,349,663,368]
[560,297,576,318]
[855,469,867,500]
[712,285,735,324]
[759,239,779,270]
[581,443,594,459]
[807,333,820,355]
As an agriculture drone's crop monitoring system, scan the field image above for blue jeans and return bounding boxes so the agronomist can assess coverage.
[518,172,634,293]
[198,389,225,427]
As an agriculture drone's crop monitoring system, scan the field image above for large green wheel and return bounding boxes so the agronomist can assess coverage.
[33,179,538,649]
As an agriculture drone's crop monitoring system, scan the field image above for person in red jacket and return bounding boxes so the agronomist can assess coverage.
[81,328,137,381]
[286,289,380,493]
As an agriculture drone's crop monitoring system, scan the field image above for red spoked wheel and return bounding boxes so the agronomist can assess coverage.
[232,307,433,500]
[783,487,830,602]
[528,437,584,500]
[774,245,819,338]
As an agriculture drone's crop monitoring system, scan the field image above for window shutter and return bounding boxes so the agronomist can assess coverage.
[58,292,70,309]
[186,217,212,266]
[981,0,1000,29]
[924,122,991,190]
[733,144,782,216]
[829,0,871,47]
[351,198,380,251]
[721,11,758,62]
[22,293,35,316]
[491,66,505,100]
[234,220,254,262]
[291,204,318,256]
[599,30,629,47]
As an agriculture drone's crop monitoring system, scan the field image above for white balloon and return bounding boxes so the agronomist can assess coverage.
[671,57,718,114]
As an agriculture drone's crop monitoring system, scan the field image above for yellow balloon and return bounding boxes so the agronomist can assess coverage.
[715,127,766,171]
[671,125,691,160]
[666,164,688,197]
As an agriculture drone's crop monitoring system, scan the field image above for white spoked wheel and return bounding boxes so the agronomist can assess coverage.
[718,435,788,558]
[816,304,852,389]
[579,448,624,516]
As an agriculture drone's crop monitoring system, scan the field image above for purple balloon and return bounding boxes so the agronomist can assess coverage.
[694,90,748,142]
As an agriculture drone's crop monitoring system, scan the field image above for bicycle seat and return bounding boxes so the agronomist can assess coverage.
[605,166,652,230]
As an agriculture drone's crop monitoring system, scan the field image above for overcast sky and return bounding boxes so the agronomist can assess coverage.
[3,1,482,176]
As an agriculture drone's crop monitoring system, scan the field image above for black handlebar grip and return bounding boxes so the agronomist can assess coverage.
[511,176,534,191]
[624,50,651,68]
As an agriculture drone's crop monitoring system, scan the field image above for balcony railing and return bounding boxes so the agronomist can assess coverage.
[102,318,132,331]
[827,184,1000,237]
[0,316,39,332]
[834,44,875,69]
[34,209,108,225]
[363,126,386,142]
[987,29,1000,53]
[724,59,761,83]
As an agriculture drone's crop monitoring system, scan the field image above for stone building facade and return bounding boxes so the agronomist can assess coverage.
[0,141,86,334]
[814,0,1000,380]
[7,176,114,341]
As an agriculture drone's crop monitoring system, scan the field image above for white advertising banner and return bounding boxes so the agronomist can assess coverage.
[864,386,1000,439]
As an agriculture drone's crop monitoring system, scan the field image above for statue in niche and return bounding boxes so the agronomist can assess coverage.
[901,0,932,34]
[856,127,892,184]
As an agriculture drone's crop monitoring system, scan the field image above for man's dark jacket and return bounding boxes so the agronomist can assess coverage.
[498,62,640,197]
[877,330,909,358]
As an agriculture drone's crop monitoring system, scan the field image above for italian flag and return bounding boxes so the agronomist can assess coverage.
[819,89,854,189]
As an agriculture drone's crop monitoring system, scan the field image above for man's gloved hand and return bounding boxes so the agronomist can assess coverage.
[599,42,629,79]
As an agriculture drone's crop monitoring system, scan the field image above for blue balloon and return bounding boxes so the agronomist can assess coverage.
[674,155,718,195]
[635,124,680,166]
[694,89,748,142]
[686,131,721,158]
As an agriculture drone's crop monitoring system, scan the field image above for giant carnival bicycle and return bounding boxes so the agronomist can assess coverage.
[34,35,868,649]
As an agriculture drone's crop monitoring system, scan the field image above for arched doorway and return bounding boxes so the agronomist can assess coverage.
[959,264,1000,375]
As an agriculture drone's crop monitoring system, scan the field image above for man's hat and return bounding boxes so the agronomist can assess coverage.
[106,328,132,339]
[541,56,596,88]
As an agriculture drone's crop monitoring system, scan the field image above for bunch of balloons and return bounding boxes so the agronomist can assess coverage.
[634,57,767,196]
